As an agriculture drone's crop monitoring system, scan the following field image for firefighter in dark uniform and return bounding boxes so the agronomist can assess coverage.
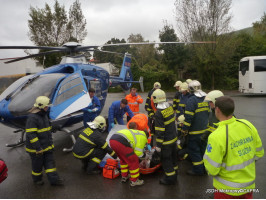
[25,96,64,186]
[201,90,224,148]
[145,82,161,146]
[73,116,117,174]
[172,81,182,112]
[182,80,209,176]
[152,89,178,185]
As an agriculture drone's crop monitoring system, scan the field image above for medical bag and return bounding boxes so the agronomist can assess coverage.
[0,159,8,184]
[103,158,120,179]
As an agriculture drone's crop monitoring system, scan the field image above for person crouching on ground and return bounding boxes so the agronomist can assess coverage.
[109,122,148,187]
[73,116,117,174]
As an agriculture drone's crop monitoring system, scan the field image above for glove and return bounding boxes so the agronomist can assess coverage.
[92,108,98,112]
[111,123,115,128]
[147,144,151,151]
[155,147,161,152]
[88,109,93,113]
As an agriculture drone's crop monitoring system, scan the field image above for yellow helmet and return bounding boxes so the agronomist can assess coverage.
[186,79,192,84]
[93,116,106,130]
[153,82,161,89]
[174,81,182,87]
[180,82,189,92]
[34,96,51,109]
[205,90,224,105]
[178,115,185,123]
[152,89,166,103]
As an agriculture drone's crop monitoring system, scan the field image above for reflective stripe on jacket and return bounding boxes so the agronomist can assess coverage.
[154,103,177,148]
[182,94,209,134]
[115,129,147,157]
[125,93,143,115]
[73,127,115,159]
[25,111,54,153]
[203,117,264,196]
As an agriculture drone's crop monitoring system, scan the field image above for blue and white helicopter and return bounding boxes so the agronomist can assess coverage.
[0,42,144,150]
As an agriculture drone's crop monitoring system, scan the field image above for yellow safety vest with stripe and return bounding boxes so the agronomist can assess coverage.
[154,104,177,148]
[116,129,147,157]
[203,117,264,196]
[25,112,54,153]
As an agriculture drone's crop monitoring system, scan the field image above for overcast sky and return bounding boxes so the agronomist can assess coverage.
[0,0,265,59]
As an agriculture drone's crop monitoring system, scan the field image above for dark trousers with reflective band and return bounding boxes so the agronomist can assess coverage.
[161,143,178,179]
[29,151,59,184]
[81,148,106,172]
[187,134,205,174]
[109,139,139,182]
[148,117,155,147]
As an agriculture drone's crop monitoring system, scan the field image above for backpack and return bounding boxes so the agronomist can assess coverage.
[0,159,8,184]
[103,158,120,179]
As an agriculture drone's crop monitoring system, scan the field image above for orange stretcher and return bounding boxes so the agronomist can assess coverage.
[139,163,161,174]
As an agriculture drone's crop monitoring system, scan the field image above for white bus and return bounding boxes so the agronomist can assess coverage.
[239,56,266,94]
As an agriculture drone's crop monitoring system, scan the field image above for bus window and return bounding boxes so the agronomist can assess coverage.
[254,59,266,72]
[239,61,249,76]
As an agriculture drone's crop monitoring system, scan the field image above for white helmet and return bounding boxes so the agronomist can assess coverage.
[152,89,166,103]
[174,81,182,87]
[189,80,206,97]
[180,82,189,92]
[34,96,51,109]
[186,79,192,84]
[205,90,224,105]
[153,82,161,89]
[92,116,106,130]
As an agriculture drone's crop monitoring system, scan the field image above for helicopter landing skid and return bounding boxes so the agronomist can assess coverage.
[6,130,25,147]
[61,126,83,152]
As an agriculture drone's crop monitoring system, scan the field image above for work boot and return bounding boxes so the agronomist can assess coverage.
[186,169,206,176]
[51,178,64,186]
[34,180,44,186]
[159,176,177,185]
[130,179,144,187]
[81,161,88,172]
[121,175,130,183]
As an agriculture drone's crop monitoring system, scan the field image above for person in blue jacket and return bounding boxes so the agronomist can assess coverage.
[108,99,134,132]
[83,88,101,127]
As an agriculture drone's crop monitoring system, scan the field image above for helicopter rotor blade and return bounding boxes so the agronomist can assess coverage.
[4,49,66,64]
[0,46,67,51]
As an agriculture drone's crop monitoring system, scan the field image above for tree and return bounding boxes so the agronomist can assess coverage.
[28,0,87,67]
[174,0,234,89]
[158,21,188,78]
[251,13,266,55]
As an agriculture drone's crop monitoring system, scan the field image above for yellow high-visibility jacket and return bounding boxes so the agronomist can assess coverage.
[203,117,264,196]
[116,129,147,157]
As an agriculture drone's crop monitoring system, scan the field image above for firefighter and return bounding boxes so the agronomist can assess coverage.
[203,96,264,198]
[82,88,101,127]
[125,87,143,121]
[108,99,134,132]
[127,113,152,145]
[186,79,192,84]
[73,116,117,174]
[25,96,64,186]
[109,122,148,187]
[182,80,209,176]
[152,89,178,185]
[201,90,224,149]
[145,82,161,146]
[173,81,182,112]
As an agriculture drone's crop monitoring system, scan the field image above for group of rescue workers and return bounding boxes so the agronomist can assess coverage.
[25,78,264,199]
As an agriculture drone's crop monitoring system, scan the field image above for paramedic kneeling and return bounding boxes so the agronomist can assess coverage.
[203,96,264,199]
[109,122,148,187]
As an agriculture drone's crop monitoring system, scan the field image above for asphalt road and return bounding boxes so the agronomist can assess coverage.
[0,91,265,198]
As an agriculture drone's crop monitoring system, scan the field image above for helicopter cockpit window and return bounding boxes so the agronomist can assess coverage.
[8,73,65,117]
[90,80,101,98]
[54,73,84,106]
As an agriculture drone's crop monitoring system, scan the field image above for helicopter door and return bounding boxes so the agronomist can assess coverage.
[49,71,91,120]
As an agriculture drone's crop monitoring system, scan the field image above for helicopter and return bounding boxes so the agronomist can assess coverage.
[0,41,214,151]
[0,42,147,151]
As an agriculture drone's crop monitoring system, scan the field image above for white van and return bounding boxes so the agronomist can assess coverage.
[239,56,266,94]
